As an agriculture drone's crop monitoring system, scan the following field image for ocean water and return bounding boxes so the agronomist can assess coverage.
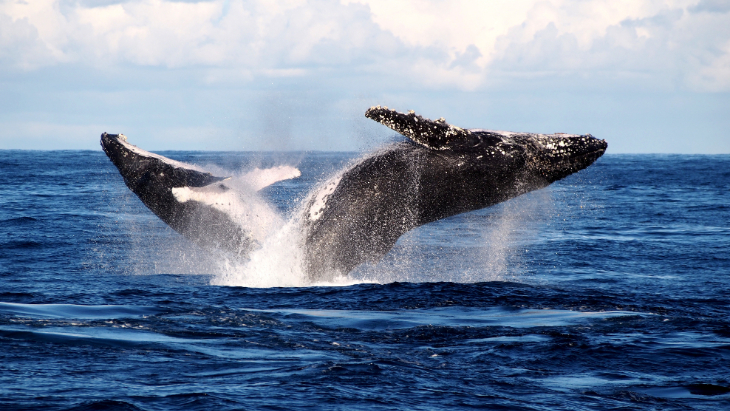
[1,149,729,410]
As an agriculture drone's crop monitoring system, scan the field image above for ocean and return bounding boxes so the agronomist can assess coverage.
[1,149,729,410]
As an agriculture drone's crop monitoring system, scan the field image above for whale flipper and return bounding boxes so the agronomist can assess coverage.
[365,105,475,150]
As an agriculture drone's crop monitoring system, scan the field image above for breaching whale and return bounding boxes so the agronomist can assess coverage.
[101,107,607,280]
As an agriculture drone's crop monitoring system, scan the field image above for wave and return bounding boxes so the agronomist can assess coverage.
[0,216,38,226]
[0,302,163,319]
[0,240,44,249]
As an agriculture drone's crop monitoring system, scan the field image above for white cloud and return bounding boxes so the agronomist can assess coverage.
[0,11,55,69]
[340,0,730,91]
[2,0,728,91]
[689,39,730,91]
[0,0,728,152]
[483,0,730,92]
[690,0,730,13]
[2,0,402,71]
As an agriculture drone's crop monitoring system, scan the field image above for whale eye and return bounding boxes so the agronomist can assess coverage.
[469,132,502,148]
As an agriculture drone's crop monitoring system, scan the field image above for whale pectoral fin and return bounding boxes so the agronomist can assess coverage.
[365,106,475,150]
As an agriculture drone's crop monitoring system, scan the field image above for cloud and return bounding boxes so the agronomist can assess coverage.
[2,0,403,70]
[0,0,730,91]
[0,0,728,152]
[0,12,55,69]
[1,0,727,91]
[690,0,730,13]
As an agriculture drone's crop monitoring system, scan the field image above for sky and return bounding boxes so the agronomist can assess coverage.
[1,0,728,153]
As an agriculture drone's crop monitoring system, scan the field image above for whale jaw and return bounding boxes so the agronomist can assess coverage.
[471,132,608,187]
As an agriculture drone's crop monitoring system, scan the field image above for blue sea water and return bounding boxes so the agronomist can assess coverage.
[1,149,729,410]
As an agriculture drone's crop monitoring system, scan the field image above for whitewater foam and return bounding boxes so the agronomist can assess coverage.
[209,153,380,288]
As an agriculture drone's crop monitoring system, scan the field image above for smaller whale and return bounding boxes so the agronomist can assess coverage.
[100,107,606,280]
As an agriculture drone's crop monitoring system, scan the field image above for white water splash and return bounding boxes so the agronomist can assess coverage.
[344,188,553,285]
[210,218,364,287]
[239,165,302,191]
[471,189,553,282]
[210,166,367,288]
[209,218,304,287]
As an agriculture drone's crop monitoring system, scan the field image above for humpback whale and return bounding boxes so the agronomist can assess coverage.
[101,107,607,280]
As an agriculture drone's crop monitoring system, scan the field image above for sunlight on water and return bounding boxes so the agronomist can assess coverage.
[0,302,161,319]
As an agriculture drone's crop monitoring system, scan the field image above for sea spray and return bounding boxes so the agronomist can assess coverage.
[204,155,550,286]
[211,220,306,287]
[473,188,554,282]
[210,160,361,287]
[348,189,554,284]
[211,219,365,288]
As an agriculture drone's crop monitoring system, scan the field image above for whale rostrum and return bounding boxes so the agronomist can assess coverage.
[101,107,607,279]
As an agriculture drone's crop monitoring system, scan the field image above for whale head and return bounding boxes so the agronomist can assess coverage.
[465,130,608,185]
[365,106,607,187]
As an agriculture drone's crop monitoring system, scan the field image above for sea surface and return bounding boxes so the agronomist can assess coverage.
[1,149,729,410]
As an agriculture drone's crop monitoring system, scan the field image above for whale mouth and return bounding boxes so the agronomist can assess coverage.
[574,146,607,165]
[573,142,607,159]
[529,136,607,182]
[541,135,607,162]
